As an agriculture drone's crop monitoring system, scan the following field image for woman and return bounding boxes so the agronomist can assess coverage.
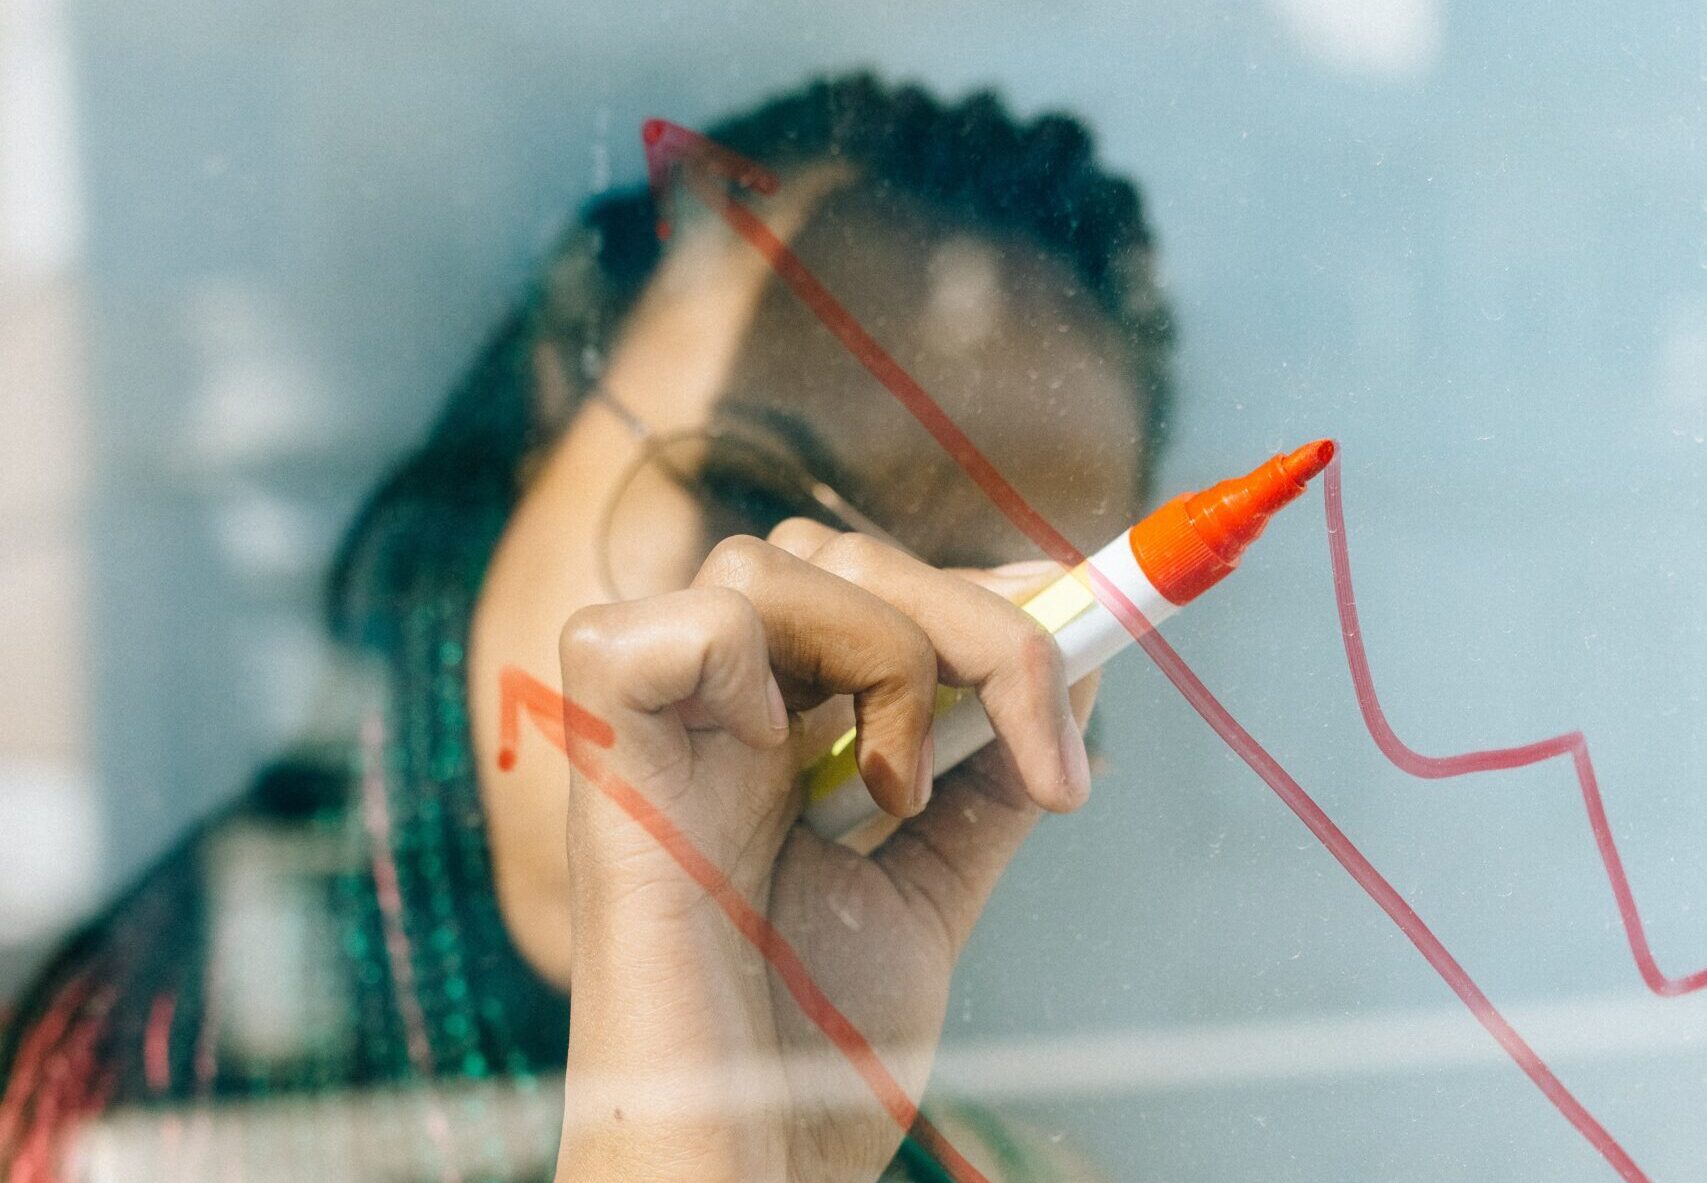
[0,73,1171,1182]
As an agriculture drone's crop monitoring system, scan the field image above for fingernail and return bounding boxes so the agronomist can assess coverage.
[992,559,1063,577]
[912,732,936,813]
[766,675,789,732]
[1059,712,1092,807]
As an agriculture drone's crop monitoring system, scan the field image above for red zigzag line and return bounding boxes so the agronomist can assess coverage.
[501,119,1697,1183]
[1323,462,1707,1001]
[648,119,1692,1181]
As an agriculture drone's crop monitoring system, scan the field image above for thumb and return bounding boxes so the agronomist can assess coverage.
[874,668,1101,954]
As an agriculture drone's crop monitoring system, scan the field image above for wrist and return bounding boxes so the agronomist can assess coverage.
[559,922,788,1183]
[558,1009,787,1183]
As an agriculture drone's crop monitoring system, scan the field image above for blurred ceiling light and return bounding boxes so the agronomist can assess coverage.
[922,236,1003,358]
[1267,0,1442,80]
[0,0,83,279]
[1659,298,1707,445]
[184,279,336,472]
[209,487,326,581]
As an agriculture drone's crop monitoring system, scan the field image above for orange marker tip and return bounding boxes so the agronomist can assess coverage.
[497,748,516,772]
[1130,437,1339,604]
[1281,438,1336,486]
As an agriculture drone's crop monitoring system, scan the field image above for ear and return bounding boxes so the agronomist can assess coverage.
[533,222,611,434]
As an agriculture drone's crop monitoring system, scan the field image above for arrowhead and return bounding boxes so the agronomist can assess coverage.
[641,119,779,240]
[495,666,614,772]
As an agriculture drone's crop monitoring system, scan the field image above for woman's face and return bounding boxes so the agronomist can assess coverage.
[468,167,1149,989]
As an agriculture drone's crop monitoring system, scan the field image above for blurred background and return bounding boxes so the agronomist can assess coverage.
[2,0,1705,1178]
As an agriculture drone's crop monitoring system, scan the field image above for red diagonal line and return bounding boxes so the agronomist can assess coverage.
[496,668,991,1183]
[637,118,1662,1181]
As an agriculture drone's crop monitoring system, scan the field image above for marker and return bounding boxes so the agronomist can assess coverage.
[801,439,1338,840]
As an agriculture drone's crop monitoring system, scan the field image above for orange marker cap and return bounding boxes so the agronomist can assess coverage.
[1130,439,1336,605]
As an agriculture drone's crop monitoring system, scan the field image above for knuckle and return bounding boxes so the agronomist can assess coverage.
[682,589,765,700]
[696,533,770,591]
[897,625,939,694]
[766,516,827,547]
[854,619,936,706]
[559,603,620,660]
[1015,622,1064,686]
[694,585,762,645]
[813,531,887,581]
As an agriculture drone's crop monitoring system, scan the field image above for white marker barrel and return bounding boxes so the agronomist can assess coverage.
[801,528,1178,840]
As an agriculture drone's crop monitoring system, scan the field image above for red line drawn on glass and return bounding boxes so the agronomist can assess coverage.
[653,117,1677,1179]
[495,120,1704,1183]
[497,666,992,1183]
[1323,462,1707,1003]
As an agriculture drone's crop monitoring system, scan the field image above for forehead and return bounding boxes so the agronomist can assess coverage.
[716,186,1147,566]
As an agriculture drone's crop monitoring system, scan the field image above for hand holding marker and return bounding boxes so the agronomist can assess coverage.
[802,439,1338,839]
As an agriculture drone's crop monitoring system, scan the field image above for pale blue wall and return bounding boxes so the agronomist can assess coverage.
[70,1,1707,1177]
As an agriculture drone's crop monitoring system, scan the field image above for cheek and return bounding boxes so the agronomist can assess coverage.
[600,460,713,601]
[1049,437,1146,537]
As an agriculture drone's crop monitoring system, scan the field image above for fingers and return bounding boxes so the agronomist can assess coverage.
[767,516,1089,813]
[760,517,1100,951]
[559,588,790,759]
[790,530,1089,814]
[765,516,838,560]
[693,537,939,818]
[877,668,1103,953]
[570,515,1089,832]
[951,559,1067,606]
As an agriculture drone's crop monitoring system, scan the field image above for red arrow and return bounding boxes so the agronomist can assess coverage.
[496,665,986,1182]
[498,118,1678,1183]
[642,118,778,241]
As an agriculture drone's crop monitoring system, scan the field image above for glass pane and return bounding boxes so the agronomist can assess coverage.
[2,4,1702,1181]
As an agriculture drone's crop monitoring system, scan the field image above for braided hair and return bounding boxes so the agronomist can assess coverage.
[1,72,1171,1183]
